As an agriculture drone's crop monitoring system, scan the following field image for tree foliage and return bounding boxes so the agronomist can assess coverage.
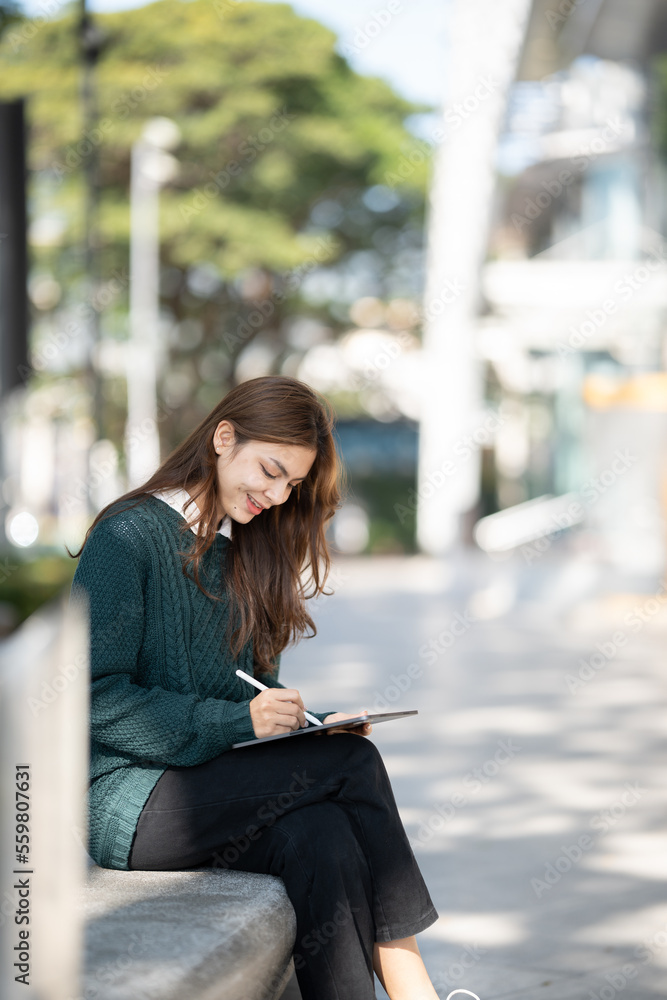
[0,0,21,39]
[0,0,431,449]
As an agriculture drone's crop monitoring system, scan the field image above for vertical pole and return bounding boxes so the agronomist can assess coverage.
[0,99,29,401]
[417,0,533,555]
[125,142,160,488]
[0,98,29,544]
[78,0,105,497]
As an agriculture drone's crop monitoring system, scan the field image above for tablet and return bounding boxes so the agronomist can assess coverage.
[232,710,418,748]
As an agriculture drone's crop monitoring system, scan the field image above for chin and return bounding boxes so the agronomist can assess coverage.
[229,509,251,523]
[227,498,255,523]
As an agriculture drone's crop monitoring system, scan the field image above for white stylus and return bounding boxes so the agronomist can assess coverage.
[235,669,324,727]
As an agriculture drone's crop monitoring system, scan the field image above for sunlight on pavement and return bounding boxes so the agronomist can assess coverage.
[584,835,667,880]
[424,912,527,947]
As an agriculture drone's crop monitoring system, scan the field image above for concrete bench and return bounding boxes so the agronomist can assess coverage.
[0,599,300,1000]
[80,862,298,1000]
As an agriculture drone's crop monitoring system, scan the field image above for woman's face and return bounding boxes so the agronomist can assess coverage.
[213,420,316,524]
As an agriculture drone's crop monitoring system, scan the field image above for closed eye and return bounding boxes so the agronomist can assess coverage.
[261,463,300,489]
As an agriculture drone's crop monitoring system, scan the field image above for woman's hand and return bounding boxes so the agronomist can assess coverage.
[323,710,373,737]
[249,688,307,738]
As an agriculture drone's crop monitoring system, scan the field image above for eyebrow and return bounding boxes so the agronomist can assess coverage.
[268,457,307,482]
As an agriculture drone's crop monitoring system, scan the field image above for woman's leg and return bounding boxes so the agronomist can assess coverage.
[222,800,378,1000]
[128,734,438,997]
[373,936,440,1000]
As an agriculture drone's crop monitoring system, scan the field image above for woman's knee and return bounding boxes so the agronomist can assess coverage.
[335,734,390,787]
[325,732,385,769]
[275,801,365,867]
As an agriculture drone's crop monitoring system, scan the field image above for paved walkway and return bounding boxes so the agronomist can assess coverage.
[280,546,667,1000]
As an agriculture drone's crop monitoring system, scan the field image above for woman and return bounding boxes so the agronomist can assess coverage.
[70,375,476,1000]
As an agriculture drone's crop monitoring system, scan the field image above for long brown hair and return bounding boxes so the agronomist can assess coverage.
[70,376,343,675]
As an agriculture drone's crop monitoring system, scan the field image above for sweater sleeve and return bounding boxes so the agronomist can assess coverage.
[70,517,256,765]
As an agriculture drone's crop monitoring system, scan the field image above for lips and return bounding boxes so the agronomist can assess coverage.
[247,494,264,513]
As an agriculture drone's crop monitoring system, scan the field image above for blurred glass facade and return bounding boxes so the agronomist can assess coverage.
[453,0,667,577]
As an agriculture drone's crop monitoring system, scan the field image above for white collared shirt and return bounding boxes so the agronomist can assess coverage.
[152,487,233,539]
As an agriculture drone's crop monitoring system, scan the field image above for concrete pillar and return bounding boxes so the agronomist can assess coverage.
[417,0,533,554]
[0,597,89,1000]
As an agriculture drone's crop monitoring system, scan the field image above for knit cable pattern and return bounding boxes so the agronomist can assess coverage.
[71,497,259,869]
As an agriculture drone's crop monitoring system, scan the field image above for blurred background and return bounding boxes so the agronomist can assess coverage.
[2,0,667,621]
[2,3,667,999]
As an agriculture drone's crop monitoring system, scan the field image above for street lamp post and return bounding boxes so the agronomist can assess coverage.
[125,117,180,489]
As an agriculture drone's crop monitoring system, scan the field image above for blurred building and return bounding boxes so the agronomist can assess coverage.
[418,0,667,576]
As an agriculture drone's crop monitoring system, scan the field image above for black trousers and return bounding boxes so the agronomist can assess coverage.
[128,733,438,1000]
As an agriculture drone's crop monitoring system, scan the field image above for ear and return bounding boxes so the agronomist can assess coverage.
[213,420,235,454]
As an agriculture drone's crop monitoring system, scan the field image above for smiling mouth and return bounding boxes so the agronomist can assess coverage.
[247,494,265,512]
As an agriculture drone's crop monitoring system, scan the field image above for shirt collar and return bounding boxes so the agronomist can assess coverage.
[152,487,232,539]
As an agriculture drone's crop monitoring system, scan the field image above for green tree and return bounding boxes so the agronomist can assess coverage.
[0,0,430,452]
[0,0,21,39]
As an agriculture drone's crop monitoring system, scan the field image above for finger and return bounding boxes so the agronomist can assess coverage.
[326,721,372,736]
[277,698,306,728]
[275,707,306,731]
[276,701,306,726]
[272,689,305,710]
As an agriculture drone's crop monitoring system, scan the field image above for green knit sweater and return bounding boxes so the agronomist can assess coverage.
[69,494,330,871]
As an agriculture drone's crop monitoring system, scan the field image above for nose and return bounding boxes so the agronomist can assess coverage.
[264,482,291,506]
